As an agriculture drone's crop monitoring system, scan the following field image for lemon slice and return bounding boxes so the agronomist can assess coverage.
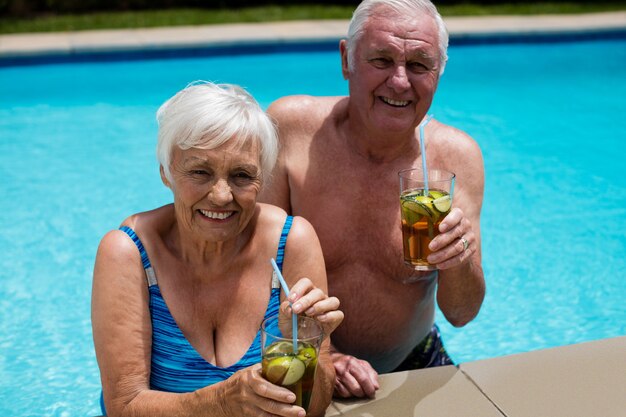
[281,357,306,386]
[265,341,294,356]
[428,190,446,199]
[402,199,434,218]
[297,346,317,365]
[432,195,451,213]
[265,356,291,385]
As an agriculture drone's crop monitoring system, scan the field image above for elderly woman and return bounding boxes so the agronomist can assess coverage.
[92,81,343,417]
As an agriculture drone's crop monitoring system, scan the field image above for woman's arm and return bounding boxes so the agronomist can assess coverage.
[92,229,158,415]
[281,216,343,417]
[92,230,211,416]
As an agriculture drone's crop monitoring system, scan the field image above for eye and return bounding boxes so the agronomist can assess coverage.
[408,61,431,73]
[231,170,259,186]
[369,57,392,68]
[234,172,253,179]
[187,169,214,181]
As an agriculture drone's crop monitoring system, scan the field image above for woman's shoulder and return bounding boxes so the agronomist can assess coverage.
[97,204,174,259]
[256,204,316,239]
[256,203,288,228]
[120,204,174,232]
[95,226,146,277]
[259,205,317,243]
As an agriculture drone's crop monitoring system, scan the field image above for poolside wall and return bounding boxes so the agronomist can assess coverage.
[1,12,625,67]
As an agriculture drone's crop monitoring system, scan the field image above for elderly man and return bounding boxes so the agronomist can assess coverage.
[260,0,485,398]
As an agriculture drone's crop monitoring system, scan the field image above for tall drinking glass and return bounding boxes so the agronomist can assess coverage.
[261,315,323,412]
[399,168,455,270]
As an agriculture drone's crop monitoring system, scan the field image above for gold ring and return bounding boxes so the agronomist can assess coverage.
[460,237,469,251]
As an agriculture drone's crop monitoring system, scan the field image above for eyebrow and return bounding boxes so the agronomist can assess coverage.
[234,163,260,172]
[371,46,435,60]
[181,156,210,166]
[415,50,436,59]
[182,157,259,172]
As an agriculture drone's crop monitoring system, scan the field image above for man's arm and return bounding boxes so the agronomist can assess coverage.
[429,127,486,327]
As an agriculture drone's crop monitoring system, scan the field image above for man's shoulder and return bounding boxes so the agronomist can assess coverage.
[431,119,470,139]
[429,120,484,181]
[268,95,346,127]
[268,94,343,111]
[431,120,481,154]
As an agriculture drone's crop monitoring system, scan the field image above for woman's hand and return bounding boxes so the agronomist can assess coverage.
[216,364,305,417]
[281,277,343,338]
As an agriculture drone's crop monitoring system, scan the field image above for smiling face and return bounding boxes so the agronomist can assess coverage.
[163,139,262,244]
[342,7,442,136]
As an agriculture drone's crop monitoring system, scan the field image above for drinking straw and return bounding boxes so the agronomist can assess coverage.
[419,115,433,195]
[270,258,298,352]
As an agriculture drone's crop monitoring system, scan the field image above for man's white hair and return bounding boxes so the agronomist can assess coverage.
[346,0,449,75]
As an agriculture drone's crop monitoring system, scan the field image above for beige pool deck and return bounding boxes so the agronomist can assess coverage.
[327,337,626,416]
[4,12,626,417]
[0,11,625,58]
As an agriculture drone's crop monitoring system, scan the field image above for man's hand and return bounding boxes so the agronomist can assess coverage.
[330,350,379,398]
[427,207,475,270]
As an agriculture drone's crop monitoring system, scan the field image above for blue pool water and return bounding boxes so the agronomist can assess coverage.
[1,37,625,416]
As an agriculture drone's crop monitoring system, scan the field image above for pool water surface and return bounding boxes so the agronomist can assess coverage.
[0,37,625,416]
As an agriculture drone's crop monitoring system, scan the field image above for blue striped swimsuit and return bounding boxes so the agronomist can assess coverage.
[100,216,293,415]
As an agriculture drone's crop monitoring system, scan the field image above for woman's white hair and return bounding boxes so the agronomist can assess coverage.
[346,0,449,75]
[156,81,278,183]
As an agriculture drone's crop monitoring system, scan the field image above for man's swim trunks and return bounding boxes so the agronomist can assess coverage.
[392,324,453,372]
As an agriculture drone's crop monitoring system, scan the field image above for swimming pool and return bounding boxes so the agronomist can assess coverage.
[1,36,625,416]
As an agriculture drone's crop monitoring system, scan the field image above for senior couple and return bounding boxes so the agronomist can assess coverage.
[92,0,486,416]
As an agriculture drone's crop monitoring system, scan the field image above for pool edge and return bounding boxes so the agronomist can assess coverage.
[1,12,625,67]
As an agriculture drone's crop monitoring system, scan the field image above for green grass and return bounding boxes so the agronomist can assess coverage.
[1,3,625,34]
[441,2,626,16]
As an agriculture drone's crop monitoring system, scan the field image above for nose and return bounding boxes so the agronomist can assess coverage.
[208,179,233,206]
[387,65,410,92]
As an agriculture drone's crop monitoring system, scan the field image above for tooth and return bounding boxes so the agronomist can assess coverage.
[200,209,232,219]
[383,97,408,106]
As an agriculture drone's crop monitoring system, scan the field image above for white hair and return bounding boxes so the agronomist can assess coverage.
[156,81,278,183]
[346,0,449,75]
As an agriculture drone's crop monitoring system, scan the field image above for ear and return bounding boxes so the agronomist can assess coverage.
[160,165,171,189]
[339,39,350,80]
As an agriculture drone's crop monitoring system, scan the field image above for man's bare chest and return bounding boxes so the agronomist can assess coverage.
[291,165,406,266]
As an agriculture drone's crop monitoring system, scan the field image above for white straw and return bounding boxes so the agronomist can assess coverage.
[419,115,433,195]
[270,258,298,352]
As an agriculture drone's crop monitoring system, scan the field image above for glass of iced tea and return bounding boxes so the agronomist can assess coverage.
[399,168,455,270]
[261,314,323,412]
